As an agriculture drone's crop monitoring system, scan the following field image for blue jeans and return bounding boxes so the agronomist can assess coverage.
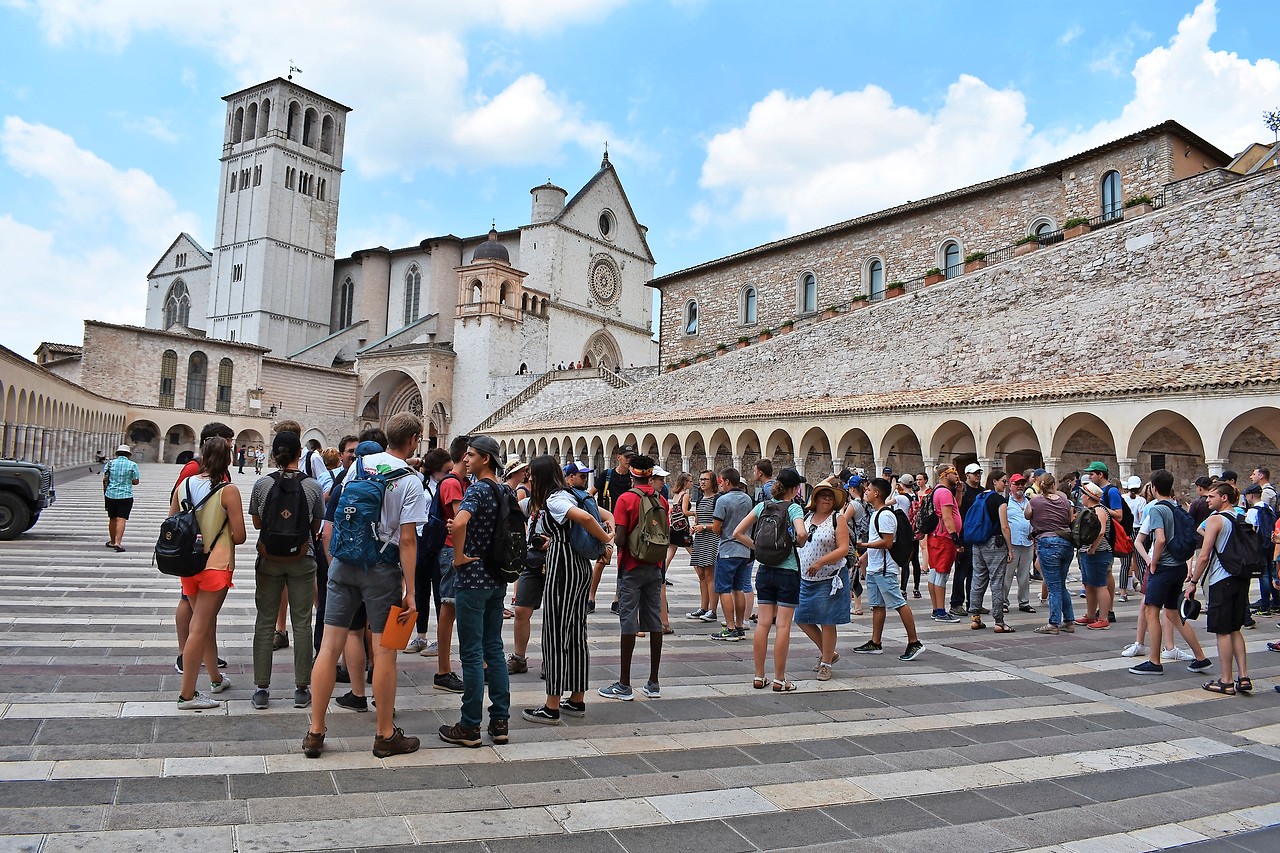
[454,587,510,728]
[1036,537,1076,627]
[1261,563,1278,610]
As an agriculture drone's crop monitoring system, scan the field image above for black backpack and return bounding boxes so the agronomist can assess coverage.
[914,488,939,536]
[1212,511,1266,579]
[1071,505,1103,549]
[872,506,916,571]
[155,480,227,577]
[258,471,313,558]
[480,479,525,584]
[753,500,795,566]
[419,472,460,560]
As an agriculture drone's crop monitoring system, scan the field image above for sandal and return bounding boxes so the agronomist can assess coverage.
[662,626,675,635]
[502,608,515,619]
[970,619,986,630]
[772,679,798,692]
[852,609,864,616]
[993,624,1016,633]
[1203,679,1236,695]
[1236,676,1253,694]
[752,676,768,690]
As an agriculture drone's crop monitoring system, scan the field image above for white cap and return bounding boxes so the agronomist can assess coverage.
[1124,475,1142,489]
[963,463,982,475]
[652,465,669,477]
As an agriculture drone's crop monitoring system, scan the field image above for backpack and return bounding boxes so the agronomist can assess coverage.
[155,480,228,577]
[1155,499,1198,564]
[419,472,460,560]
[569,487,607,561]
[872,506,915,571]
[1253,502,1278,560]
[329,456,408,569]
[258,471,313,558]
[914,487,939,536]
[962,491,997,545]
[480,479,526,584]
[1211,511,1266,579]
[625,487,670,565]
[1071,505,1103,550]
[753,500,795,566]
[1104,485,1135,556]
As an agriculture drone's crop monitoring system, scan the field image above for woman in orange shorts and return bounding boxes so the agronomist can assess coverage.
[172,436,246,709]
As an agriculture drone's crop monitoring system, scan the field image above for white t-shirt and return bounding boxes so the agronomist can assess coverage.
[342,452,426,546]
[867,506,900,575]
[893,493,911,515]
[534,490,577,534]
[1122,493,1147,526]
[302,448,334,495]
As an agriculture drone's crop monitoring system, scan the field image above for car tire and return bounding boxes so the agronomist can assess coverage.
[0,492,30,541]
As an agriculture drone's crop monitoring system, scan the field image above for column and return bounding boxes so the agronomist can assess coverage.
[794,458,806,480]
[1206,458,1228,477]
[921,456,939,483]
[732,455,742,473]
[1117,457,1137,481]
[977,457,995,476]
[832,460,843,477]
[1042,456,1060,477]
[681,455,691,474]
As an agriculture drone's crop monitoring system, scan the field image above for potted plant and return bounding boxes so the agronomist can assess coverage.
[758,327,774,342]
[923,267,945,286]
[1124,194,1155,217]
[715,342,729,356]
[780,320,795,334]
[1063,216,1091,239]
[1014,234,1040,257]
[884,280,906,300]
[694,351,710,363]
[963,250,988,273]
[679,357,691,368]
[665,362,679,372]
[736,335,751,349]
[851,293,869,303]
[821,304,840,319]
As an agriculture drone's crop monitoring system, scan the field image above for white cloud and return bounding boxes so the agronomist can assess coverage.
[696,0,1279,236]
[15,0,633,178]
[116,114,179,144]
[452,74,612,166]
[1058,24,1083,46]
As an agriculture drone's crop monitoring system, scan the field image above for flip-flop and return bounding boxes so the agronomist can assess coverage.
[1203,679,1236,695]
[993,624,1016,633]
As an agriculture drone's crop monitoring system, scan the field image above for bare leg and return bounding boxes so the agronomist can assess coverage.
[897,603,919,644]
[819,624,837,664]
[1169,610,1207,660]
[369,641,399,738]
[1144,605,1164,666]
[717,591,739,630]
[772,606,795,682]
[797,622,822,654]
[1216,633,1236,683]
[870,607,887,644]
[752,603,775,679]
[309,624,349,736]
[180,587,228,699]
[344,632,367,697]
[436,602,456,674]
[513,606,533,657]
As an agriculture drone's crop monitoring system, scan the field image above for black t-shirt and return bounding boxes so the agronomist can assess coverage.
[594,468,632,512]
[1189,496,1211,527]
[960,483,981,518]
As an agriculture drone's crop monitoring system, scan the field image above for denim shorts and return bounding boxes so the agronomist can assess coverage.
[866,572,907,610]
[714,555,754,594]
[755,566,800,608]
[437,546,457,603]
[325,558,403,634]
[1078,550,1114,588]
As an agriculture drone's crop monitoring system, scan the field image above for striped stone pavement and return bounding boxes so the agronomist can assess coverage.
[1,463,1278,853]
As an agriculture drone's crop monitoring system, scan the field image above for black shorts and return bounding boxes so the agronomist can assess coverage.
[1142,565,1184,610]
[513,565,545,609]
[105,497,134,519]
[1206,575,1249,635]
[755,566,801,608]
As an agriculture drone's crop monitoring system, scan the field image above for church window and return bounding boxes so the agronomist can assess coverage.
[316,178,325,201]
[241,168,251,190]
[684,299,699,336]
[164,280,190,328]
[285,167,295,190]
[499,282,510,306]
[866,258,885,301]
[303,108,318,148]
[253,164,262,187]
[232,107,244,143]
[471,282,482,304]
[799,272,817,314]
[216,358,233,414]
[260,99,270,133]
[741,286,757,325]
[403,266,421,326]
[186,352,207,411]
[1101,170,1122,220]
[228,173,236,194]
[175,253,186,268]
[338,277,354,328]
[521,293,529,313]
[286,101,301,141]
[245,102,258,139]
[598,209,615,240]
[942,241,961,278]
[232,263,243,283]
[320,114,335,154]
[1032,218,1054,236]
[159,350,177,408]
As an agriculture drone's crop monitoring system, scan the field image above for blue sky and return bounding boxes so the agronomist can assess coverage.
[2,0,1277,359]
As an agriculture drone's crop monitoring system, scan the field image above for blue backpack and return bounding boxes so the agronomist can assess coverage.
[1253,502,1277,559]
[962,490,997,545]
[568,487,606,560]
[419,473,460,560]
[330,457,410,569]
[1156,499,1198,564]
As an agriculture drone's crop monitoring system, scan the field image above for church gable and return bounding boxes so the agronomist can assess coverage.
[146,233,211,280]
[556,159,654,264]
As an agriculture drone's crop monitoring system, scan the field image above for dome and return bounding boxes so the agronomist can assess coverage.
[472,228,510,264]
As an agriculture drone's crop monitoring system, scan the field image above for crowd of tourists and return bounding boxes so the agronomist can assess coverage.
[146,422,1280,758]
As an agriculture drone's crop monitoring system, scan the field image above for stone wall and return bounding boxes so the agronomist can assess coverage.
[260,357,361,445]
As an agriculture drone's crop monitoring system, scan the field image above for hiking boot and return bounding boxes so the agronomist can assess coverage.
[438,723,482,748]
[335,691,368,712]
[506,654,529,674]
[373,726,420,757]
[522,705,561,725]
[273,630,289,650]
[302,729,325,758]
[852,640,883,655]
[560,699,586,717]
[433,672,464,693]
[487,718,509,744]
[899,641,925,662]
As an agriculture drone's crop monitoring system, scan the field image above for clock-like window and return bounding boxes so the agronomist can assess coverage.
[589,255,621,305]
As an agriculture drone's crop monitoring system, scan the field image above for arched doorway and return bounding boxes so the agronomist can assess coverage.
[124,420,162,463]
[582,330,623,372]
[164,423,197,464]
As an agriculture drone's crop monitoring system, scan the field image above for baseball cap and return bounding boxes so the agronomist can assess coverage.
[882,467,893,475]
[898,474,915,487]
[776,467,805,489]
[652,465,669,477]
[563,462,592,476]
[1244,483,1263,496]
[963,463,982,475]
[845,475,865,490]
[615,444,637,457]
[1009,473,1027,485]
[1180,595,1202,624]
[1084,461,1109,475]
[1124,476,1142,489]
[272,431,301,455]
[467,435,503,469]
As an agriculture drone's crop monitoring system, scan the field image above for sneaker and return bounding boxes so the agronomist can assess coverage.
[610,601,620,615]
[434,672,464,693]
[373,726,421,757]
[1087,620,1110,630]
[1118,593,1128,603]
[336,665,351,684]
[640,681,661,699]
[597,681,634,701]
[437,723,481,748]
[419,640,439,657]
[1074,616,1093,626]
[522,705,561,725]
[251,688,269,709]
[1121,642,1148,658]
[1108,611,1116,623]
[177,692,219,710]
[293,687,311,709]
[1244,617,1256,629]
[302,730,325,758]
[1128,660,1164,675]
[273,630,289,650]
[709,627,741,642]
[210,677,231,694]
[488,719,509,744]
[948,607,968,618]
[404,636,430,654]
[977,607,991,615]
[936,611,961,623]
[1187,658,1213,673]
[698,611,719,623]
[732,627,747,639]
[586,600,595,614]
[507,654,529,674]
[899,641,926,662]
[1162,647,1196,662]
[852,640,883,655]
[815,663,832,681]
[335,691,368,712]
[913,589,922,598]
[560,699,586,717]
[749,613,758,623]
[686,609,706,619]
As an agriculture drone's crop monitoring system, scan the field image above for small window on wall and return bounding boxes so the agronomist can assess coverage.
[1101,170,1122,220]
[867,258,885,301]
[684,300,699,335]
[943,241,961,279]
[742,286,757,325]
[800,273,817,314]
[216,358,233,414]
[159,350,177,408]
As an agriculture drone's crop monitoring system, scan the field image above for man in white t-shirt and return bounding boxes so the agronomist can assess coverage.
[852,478,924,662]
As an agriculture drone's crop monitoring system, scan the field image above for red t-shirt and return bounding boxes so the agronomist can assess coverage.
[612,483,669,571]
[930,485,961,540]
[439,473,465,548]
[171,459,230,499]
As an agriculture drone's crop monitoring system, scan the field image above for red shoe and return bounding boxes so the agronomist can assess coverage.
[1087,619,1110,630]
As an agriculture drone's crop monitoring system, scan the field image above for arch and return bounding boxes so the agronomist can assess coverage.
[320,114,335,153]
[286,100,301,141]
[164,280,190,328]
[517,439,528,460]
[684,429,708,474]
[302,428,328,449]
[588,435,605,472]
[1125,410,1205,488]
[521,293,529,313]
[232,106,244,143]
[164,423,198,464]
[798,426,833,477]
[683,299,698,335]
[640,432,660,462]
[549,438,561,458]
[499,281,510,307]
[540,297,548,317]
[185,351,207,411]
[124,419,162,463]
[707,427,733,473]
[763,428,795,470]
[216,358,233,414]
[235,429,265,448]
[1051,411,1118,478]
[865,257,885,301]
[429,402,449,448]
[798,271,817,314]
[834,427,874,472]
[1101,169,1122,219]
[1028,216,1057,237]
[302,107,319,147]
[260,98,271,132]
[575,436,590,462]
[159,349,177,408]
[471,282,482,304]
[359,368,417,422]
[338,277,354,329]
[1217,407,1280,463]
[734,428,761,467]
[583,329,622,372]
[1050,412,1117,460]
[741,285,757,326]
[940,239,962,279]
[879,424,924,475]
[928,419,977,463]
[245,102,258,139]
[985,416,1044,473]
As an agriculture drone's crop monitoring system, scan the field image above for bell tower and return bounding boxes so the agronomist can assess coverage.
[205,78,351,355]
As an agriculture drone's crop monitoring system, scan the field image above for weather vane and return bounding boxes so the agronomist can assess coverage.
[288,61,303,81]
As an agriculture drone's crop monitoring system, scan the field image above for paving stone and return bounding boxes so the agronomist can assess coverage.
[858,729,974,754]
[104,799,248,830]
[797,737,871,759]
[823,799,948,837]
[0,721,40,746]
[874,821,1025,853]
[643,745,754,772]
[488,831,629,853]
[0,779,116,808]
[996,780,1096,814]
[1055,766,1189,800]
[230,770,336,799]
[727,807,855,849]
[332,765,467,794]
[913,790,1019,825]
[461,757,589,787]
[33,718,155,746]
[574,753,659,778]
[611,819,755,853]
[1202,751,1280,778]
